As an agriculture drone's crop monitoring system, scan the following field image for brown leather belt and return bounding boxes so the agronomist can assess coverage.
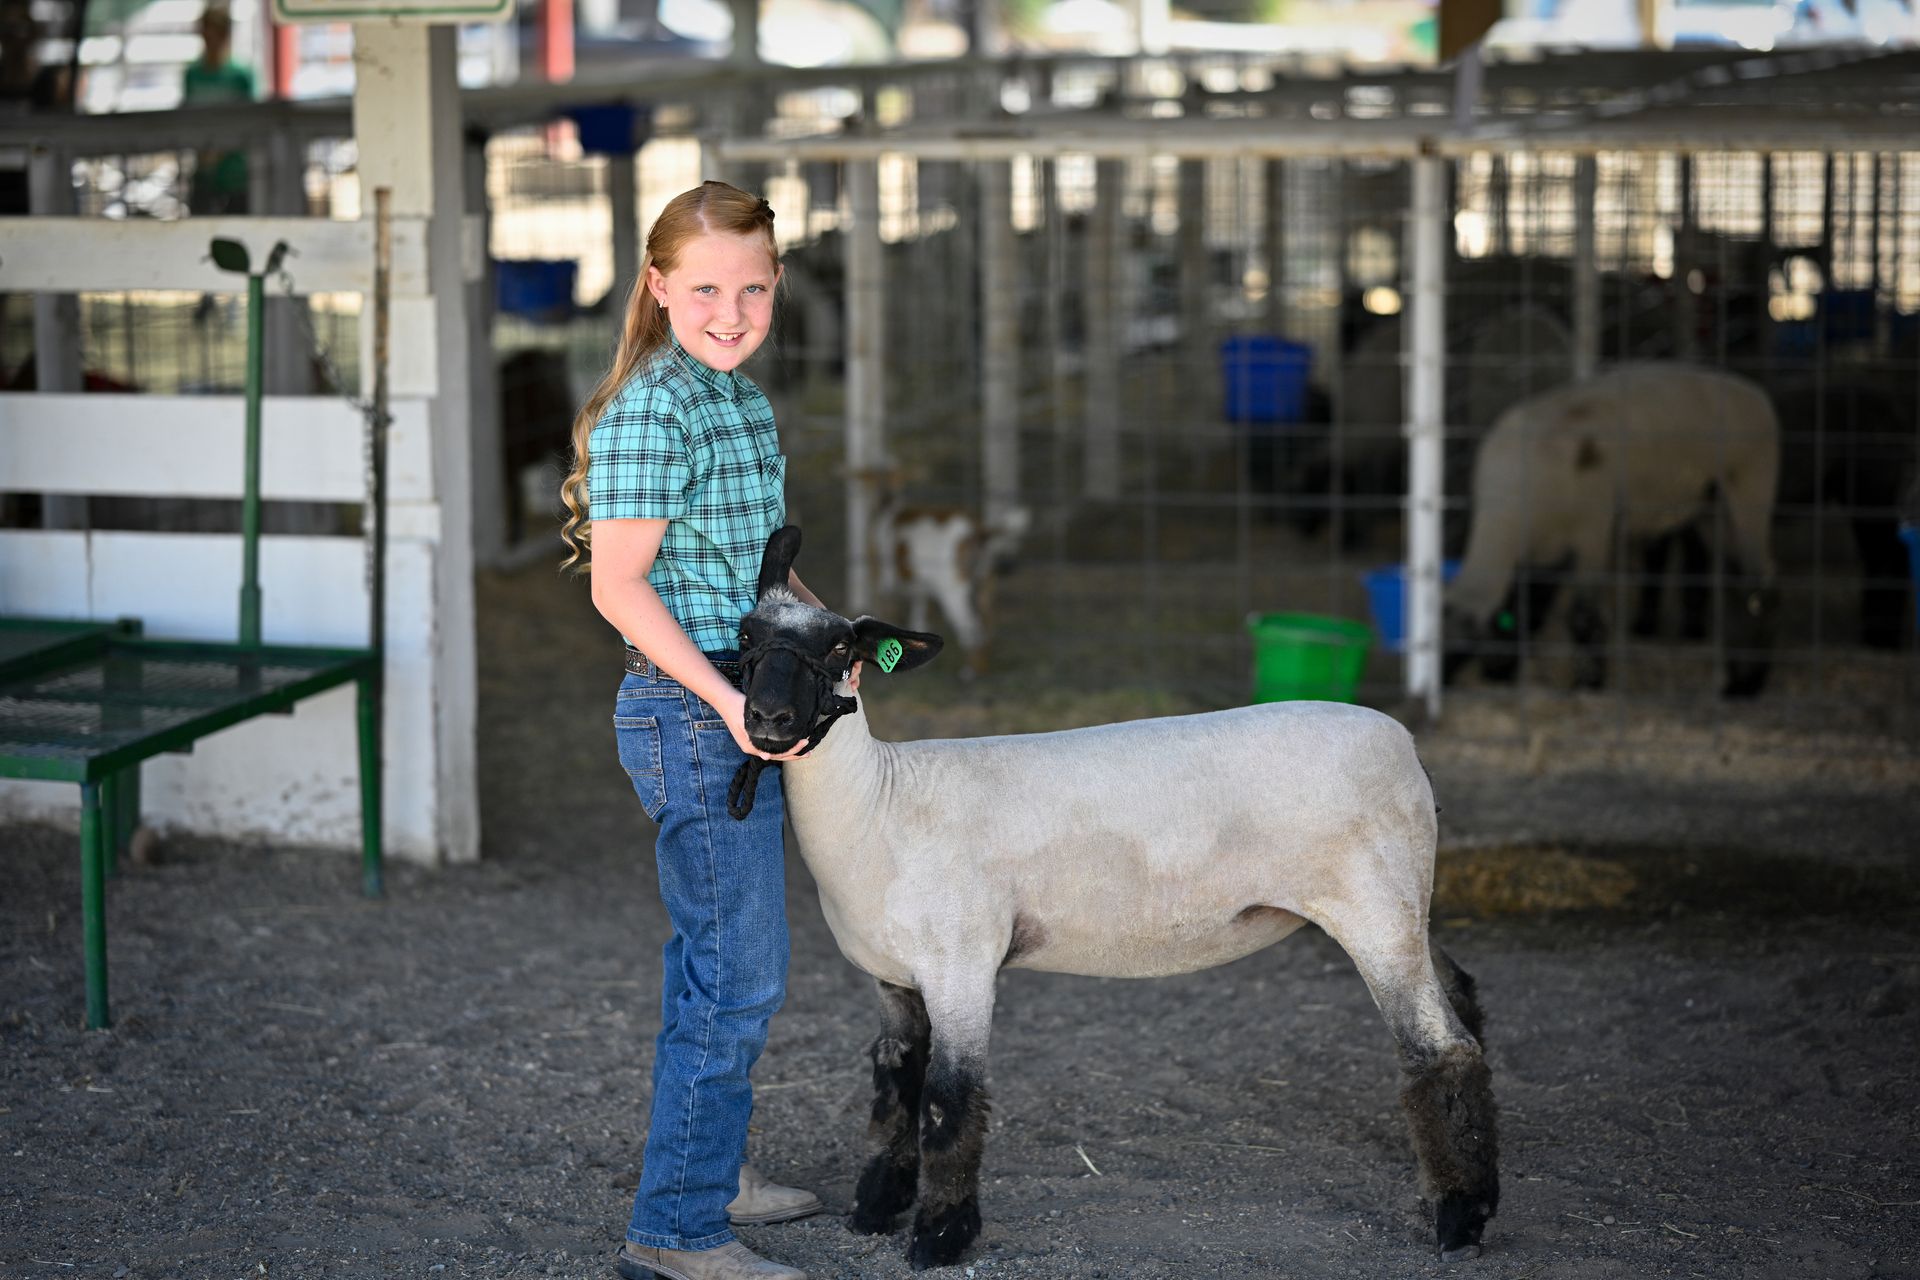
[623,646,744,688]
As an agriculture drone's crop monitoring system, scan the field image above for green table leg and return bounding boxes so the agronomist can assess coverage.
[80,781,110,1029]
[357,674,384,899]
[101,772,121,878]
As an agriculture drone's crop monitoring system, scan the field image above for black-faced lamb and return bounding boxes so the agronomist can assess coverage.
[728,526,1500,1270]
[1444,362,1780,696]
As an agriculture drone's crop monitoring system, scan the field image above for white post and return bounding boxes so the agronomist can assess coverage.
[844,157,885,614]
[1083,158,1123,500]
[972,0,1006,57]
[728,0,760,64]
[1131,0,1170,55]
[264,129,318,396]
[609,147,641,305]
[702,97,741,186]
[28,144,81,397]
[1573,155,1599,382]
[1760,151,1776,361]
[1673,153,1697,360]
[353,21,479,863]
[1179,155,1210,419]
[1263,158,1286,337]
[1871,151,1885,355]
[465,133,507,567]
[981,158,1019,525]
[1405,156,1446,718]
[28,143,86,531]
[1044,158,1070,457]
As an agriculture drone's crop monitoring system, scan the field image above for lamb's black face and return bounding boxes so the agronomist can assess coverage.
[1443,574,1561,685]
[737,526,947,755]
[737,592,859,755]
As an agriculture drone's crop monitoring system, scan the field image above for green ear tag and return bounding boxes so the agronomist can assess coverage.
[876,637,904,673]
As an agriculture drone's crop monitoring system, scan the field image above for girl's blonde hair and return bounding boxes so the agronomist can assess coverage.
[559,180,779,570]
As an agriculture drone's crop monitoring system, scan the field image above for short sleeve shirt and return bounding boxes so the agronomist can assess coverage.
[587,331,786,653]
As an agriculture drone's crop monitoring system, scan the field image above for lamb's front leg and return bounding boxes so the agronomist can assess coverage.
[850,980,930,1236]
[909,975,996,1270]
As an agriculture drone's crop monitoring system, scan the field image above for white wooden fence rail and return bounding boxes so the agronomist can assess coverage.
[0,217,431,296]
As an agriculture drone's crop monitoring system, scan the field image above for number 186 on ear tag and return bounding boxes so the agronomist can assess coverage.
[876,637,904,673]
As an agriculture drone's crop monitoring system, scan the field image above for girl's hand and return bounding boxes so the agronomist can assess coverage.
[717,687,810,761]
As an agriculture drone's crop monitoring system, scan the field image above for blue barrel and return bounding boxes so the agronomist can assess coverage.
[1220,336,1312,424]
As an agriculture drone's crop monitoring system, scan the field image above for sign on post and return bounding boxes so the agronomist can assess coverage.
[272,0,513,22]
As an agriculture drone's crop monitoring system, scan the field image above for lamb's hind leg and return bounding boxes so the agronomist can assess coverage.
[850,980,930,1236]
[1334,929,1500,1261]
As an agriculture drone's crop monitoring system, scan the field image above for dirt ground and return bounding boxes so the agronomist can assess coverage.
[5,565,1918,1280]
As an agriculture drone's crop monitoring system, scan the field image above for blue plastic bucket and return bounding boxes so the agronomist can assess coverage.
[1362,560,1463,653]
[496,259,578,323]
[1220,336,1312,424]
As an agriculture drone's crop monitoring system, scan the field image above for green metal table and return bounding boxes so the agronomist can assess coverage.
[2,224,394,1030]
[0,617,149,865]
[0,632,382,1028]
[0,617,140,672]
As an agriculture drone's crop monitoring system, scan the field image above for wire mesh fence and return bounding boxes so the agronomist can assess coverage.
[9,52,1918,744]
[728,138,1917,743]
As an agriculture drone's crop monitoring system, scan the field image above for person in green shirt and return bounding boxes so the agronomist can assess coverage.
[182,4,255,216]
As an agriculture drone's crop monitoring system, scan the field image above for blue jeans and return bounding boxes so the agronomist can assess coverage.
[615,656,790,1252]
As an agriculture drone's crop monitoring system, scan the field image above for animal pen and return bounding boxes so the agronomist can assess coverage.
[8,48,1919,752]
[488,49,1920,745]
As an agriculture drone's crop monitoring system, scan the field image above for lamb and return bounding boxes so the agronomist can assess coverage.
[728,526,1500,1270]
[1443,362,1780,696]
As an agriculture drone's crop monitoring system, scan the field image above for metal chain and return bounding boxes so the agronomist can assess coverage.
[272,256,392,597]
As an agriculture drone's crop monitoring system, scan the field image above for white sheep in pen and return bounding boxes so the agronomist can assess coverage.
[727,527,1500,1271]
[1444,362,1780,696]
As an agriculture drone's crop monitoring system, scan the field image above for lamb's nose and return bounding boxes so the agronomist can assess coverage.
[744,704,797,732]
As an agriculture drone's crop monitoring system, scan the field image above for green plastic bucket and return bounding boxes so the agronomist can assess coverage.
[1246,612,1372,704]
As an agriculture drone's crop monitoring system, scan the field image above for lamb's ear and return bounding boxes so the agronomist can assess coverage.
[757,526,802,599]
[851,616,943,673]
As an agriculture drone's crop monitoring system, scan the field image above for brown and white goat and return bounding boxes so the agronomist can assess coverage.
[871,500,1029,678]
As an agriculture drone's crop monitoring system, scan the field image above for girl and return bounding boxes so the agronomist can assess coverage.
[561,181,821,1280]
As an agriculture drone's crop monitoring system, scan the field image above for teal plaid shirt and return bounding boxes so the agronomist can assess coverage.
[588,332,787,653]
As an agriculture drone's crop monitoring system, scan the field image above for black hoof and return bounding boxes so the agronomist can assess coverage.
[1721,664,1770,698]
[1435,1193,1492,1262]
[906,1198,980,1270]
[850,1156,916,1235]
